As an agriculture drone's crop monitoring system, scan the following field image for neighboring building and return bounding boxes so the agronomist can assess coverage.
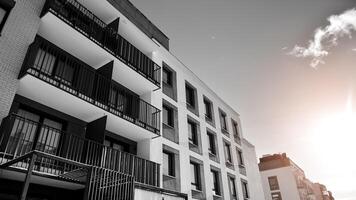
[0,0,263,199]
[259,153,333,200]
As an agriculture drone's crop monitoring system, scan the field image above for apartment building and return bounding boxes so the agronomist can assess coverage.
[259,153,333,200]
[0,0,263,199]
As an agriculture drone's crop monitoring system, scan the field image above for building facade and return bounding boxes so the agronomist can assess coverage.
[0,0,263,199]
[259,153,333,200]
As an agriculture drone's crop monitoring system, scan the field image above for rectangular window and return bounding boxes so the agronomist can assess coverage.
[237,149,244,166]
[190,162,201,191]
[211,169,220,195]
[242,180,250,199]
[188,120,198,145]
[163,151,175,177]
[224,142,232,163]
[162,67,172,86]
[207,132,216,155]
[232,121,240,140]
[229,177,237,198]
[204,98,212,120]
[185,84,195,108]
[271,192,282,200]
[268,176,280,191]
[163,105,174,127]
[220,110,228,131]
[0,0,15,34]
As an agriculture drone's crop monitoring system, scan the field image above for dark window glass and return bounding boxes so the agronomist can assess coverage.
[163,151,175,176]
[211,170,220,195]
[233,121,240,139]
[188,120,198,145]
[162,67,172,86]
[185,84,195,107]
[190,162,201,191]
[238,150,244,166]
[220,112,227,131]
[229,177,237,197]
[104,139,127,152]
[163,105,174,127]
[242,180,250,199]
[207,132,216,155]
[204,99,212,120]
[224,142,232,163]
[268,176,280,191]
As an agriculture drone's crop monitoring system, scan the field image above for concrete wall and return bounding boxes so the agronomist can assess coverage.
[242,139,266,200]
[260,166,301,200]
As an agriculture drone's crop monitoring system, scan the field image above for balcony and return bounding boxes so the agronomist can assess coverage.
[0,114,160,187]
[38,0,161,94]
[18,36,160,140]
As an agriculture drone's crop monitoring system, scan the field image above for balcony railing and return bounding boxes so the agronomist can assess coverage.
[41,0,161,87]
[20,36,160,135]
[0,114,160,187]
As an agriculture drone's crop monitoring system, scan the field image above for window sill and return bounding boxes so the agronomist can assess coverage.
[221,128,229,135]
[163,174,176,180]
[163,123,174,129]
[213,194,223,199]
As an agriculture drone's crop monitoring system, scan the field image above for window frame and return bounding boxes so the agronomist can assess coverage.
[0,0,15,35]
[207,131,216,155]
[162,104,174,127]
[163,150,175,177]
[268,176,280,191]
[229,176,237,198]
[237,149,244,166]
[190,162,201,191]
[232,120,241,141]
[211,169,221,196]
[188,120,198,145]
[162,67,172,86]
[224,141,232,163]
[241,180,250,199]
[185,84,196,108]
[204,98,213,120]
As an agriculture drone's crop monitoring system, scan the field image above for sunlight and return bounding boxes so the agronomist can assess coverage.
[310,94,356,188]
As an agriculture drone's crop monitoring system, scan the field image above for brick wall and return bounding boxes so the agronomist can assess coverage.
[0,0,45,119]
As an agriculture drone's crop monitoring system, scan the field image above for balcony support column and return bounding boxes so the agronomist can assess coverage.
[20,153,37,200]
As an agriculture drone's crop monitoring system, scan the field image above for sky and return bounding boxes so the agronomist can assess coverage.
[130,0,356,199]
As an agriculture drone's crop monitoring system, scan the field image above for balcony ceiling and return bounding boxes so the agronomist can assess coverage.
[38,12,158,95]
[17,75,159,141]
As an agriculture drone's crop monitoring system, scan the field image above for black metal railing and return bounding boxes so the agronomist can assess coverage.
[20,36,160,135]
[0,114,160,187]
[41,0,161,86]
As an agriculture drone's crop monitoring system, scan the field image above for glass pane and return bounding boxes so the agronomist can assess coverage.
[37,118,62,154]
[7,110,40,156]
[163,152,169,175]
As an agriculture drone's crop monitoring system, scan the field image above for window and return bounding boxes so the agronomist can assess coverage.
[104,138,128,152]
[188,120,198,145]
[229,177,237,198]
[271,192,282,200]
[163,105,174,127]
[237,149,244,166]
[204,98,213,120]
[163,151,175,177]
[190,162,201,191]
[0,0,15,34]
[185,84,195,108]
[224,142,232,163]
[211,169,220,195]
[219,110,228,131]
[268,176,280,191]
[162,67,172,86]
[242,180,250,199]
[207,132,216,155]
[232,120,240,141]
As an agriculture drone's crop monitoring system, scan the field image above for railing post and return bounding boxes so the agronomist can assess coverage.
[20,153,37,200]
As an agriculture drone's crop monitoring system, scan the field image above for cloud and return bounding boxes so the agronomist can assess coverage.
[289,8,356,68]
